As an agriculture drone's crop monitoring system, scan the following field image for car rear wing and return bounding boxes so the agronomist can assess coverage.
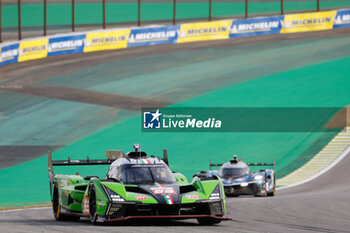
[247,160,275,171]
[48,150,122,178]
[48,149,170,181]
[48,150,121,197]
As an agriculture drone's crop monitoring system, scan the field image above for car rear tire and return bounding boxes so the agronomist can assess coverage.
[52,183,80,221]
[267,173,276,196]
[197,217,222,225]
[267,190,276,196]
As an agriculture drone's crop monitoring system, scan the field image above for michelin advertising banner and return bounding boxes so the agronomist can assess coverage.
[177,20,232,43]
[230,16,283,37]
[84,30,130,53]
[18,38,48,62]
[0,43,19,66]
[333,9,350,28]
[280,11,337,33]
[48,34,85,56]
[128,25,180,47]
[1,9,350,67]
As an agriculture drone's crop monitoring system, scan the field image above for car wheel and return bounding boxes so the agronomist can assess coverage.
[89,186,98,224]
[52,183,80,221]
[197,217,222,225]
[267,190,276,196]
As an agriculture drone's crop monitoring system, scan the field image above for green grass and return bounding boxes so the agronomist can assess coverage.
[2,1,350,28]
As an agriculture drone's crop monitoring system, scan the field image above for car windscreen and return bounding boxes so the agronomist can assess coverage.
[219,167,250,178]
[121,164,176,185]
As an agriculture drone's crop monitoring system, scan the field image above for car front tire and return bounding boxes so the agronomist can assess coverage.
[89,186,98,224]
[52,183,80,221]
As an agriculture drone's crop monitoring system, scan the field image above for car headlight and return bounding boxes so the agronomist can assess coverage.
[102,185,125,202]
[254,175,263,181]
[209,184,222,200]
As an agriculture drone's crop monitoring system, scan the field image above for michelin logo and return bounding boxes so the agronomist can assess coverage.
[1,48,18,61]
[85,36,126,46]
[85,36,126,47]
[129,30,177,42]
[179,27,227,37]
[281,17,332,29]
[19,45,46,56]
[230,21,280,33]
[48,39,84,52]
[143,109,162,129]
[333,14,350,25]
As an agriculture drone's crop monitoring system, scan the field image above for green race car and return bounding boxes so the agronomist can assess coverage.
[48,145,231,225]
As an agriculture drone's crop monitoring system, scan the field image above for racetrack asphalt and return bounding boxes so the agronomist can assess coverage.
[1,148,349,233]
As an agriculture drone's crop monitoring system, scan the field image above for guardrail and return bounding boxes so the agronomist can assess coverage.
[1,8,350,67]
[2,0,349,43]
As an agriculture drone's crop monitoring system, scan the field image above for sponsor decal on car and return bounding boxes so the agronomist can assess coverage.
[151,187,176,195]
[97,216,107,222]
[185,194,199,200]
[140,158,152,164]
[97,200,107,206]
[82,196,89,215]
[136,195,148,200]
[164,195,174,205]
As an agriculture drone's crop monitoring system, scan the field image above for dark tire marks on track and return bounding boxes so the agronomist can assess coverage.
[0,85,171,110]
[0,145,62,169]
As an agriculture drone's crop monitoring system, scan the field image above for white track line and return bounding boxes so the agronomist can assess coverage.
[277,145,350,190]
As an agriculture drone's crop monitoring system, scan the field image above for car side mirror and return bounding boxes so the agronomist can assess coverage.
[267,175,271,179]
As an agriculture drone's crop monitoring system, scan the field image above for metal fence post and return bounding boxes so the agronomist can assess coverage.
[317,0,320,11]
[209,0,212,21]
[245,0,248,18]
[72,0,75,32]
[44,0,47,36]
[18,0,22,40]
[281,0,284,15]
[173,0,176,25]
[103,0,106,29]
[138,0,141,26]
